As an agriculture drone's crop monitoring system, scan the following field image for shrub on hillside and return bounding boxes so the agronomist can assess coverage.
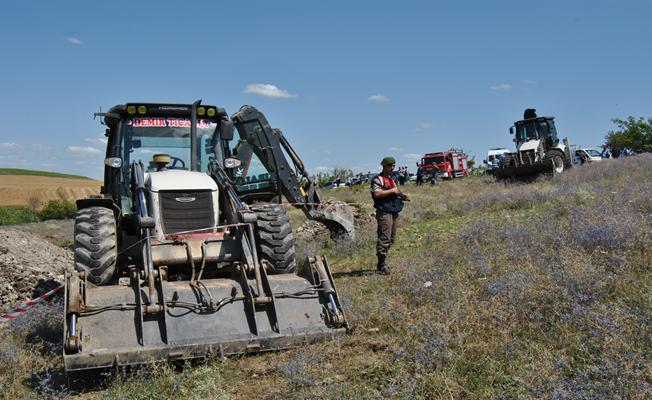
[38,200,76,221]
[0,206,40,225]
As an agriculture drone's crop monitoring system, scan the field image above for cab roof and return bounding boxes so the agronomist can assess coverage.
[103,102,227,127]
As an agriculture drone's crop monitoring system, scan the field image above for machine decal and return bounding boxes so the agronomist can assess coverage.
[128,118,215,129]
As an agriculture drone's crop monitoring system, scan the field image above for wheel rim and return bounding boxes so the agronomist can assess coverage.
[553,155,564,173]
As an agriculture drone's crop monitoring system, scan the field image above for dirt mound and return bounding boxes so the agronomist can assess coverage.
[294,201,375,242]
[0,227,73,311]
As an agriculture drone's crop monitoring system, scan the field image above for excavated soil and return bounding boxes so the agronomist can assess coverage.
[294,201,375,242]
[0,225,73,311]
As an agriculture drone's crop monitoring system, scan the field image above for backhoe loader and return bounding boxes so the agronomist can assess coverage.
[63,101,350,373]
[495,109,573,180]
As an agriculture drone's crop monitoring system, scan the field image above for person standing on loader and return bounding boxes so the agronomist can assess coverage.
[371,157,407,274]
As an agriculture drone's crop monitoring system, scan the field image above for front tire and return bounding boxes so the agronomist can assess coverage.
[74,207,118,285]
[250,203,296,274]
[545,150,565,175]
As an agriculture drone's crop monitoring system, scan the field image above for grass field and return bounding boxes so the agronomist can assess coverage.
[0,174,101,208]
[0,168,93,180]
[0,156,650,399]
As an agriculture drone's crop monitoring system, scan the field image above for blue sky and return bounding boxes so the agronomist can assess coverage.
[1,0,651,179]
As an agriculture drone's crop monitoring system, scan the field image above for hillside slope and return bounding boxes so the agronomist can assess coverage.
[0,175,101,207]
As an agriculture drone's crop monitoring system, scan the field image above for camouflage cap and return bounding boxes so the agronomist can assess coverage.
[381,156,396,166]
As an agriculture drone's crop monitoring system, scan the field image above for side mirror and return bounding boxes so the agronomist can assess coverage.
[220,120,234,141]
[509,127,514,135]
[131,139,142,148]
[224,157,242,168]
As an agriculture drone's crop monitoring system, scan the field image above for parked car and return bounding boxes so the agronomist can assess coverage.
[575,148,602,164]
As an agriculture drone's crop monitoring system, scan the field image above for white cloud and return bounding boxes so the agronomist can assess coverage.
[389,146,405,152]
[523,79,537,85]
[0,142,20,150]
[67,37,83,45]
[67,146,102,156]
[402,153,422,162]
[490,83,512,91]
[415,122,433,132]
[243,83,297,98]
[313,166,330,173]
[30,143,51,152]
[368,94,390,103]
[84,137,108,145]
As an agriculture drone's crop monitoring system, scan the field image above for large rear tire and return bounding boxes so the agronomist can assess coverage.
[74,207,118,285]
[544,150,565,175]
[250,203,296,274]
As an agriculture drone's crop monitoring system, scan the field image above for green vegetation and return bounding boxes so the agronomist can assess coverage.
[0,200,76,225]
[0,168,92,180]
[37,200,77,221]
[604,116,652,154]
[0,206,40,225]
[1,156,651,398]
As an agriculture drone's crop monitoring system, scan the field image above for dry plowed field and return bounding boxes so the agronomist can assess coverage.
[0,175,101,207]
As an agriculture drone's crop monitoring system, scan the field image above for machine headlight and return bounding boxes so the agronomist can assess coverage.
[197,107,206,116]
[104,157,123,168]
[206,108,216,117]
[224,158,242,168]
[127,106,136,114]
[137,105,147,114]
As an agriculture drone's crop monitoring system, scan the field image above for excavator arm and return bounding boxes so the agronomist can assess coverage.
[230,105,354,239]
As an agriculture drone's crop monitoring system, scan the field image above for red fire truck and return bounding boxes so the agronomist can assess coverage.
[418,151,469,180]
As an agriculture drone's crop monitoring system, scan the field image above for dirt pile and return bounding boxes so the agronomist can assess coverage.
[0,227,73,311]
[294,201,375,241]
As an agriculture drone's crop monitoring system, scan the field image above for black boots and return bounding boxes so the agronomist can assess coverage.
[376,254,390,275]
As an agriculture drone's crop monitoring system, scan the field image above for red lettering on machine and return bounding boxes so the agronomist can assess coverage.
[131,118,167,127]
[127,118,215,129]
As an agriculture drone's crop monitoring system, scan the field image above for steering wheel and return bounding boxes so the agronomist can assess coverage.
[169,156,186,169]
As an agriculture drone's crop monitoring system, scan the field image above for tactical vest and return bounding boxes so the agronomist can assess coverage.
[372,174,404,213]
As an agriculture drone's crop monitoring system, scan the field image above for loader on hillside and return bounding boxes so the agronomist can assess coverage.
[63,101,350,374]
[495,109,573,180]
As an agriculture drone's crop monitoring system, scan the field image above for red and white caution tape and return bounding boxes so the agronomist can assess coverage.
[0,285,63,324]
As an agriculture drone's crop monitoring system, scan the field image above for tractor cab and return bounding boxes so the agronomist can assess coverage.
[512,116,559,148]
[100,103,234,214]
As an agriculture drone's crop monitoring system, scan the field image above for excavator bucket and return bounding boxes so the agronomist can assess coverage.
[310,201,356,240]
[63,256,347,373]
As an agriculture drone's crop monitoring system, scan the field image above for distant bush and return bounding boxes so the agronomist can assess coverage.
[0,206,40,225]
[38,200,76,221]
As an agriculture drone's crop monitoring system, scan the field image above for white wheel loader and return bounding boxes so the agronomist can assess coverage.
[63,101,350,374]
[495,109,573,180]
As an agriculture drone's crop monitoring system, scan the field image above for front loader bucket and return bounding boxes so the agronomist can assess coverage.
[495,160,554,180]
[63,256,346,373]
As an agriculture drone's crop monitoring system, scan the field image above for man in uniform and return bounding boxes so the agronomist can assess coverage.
[370,156,406,275]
